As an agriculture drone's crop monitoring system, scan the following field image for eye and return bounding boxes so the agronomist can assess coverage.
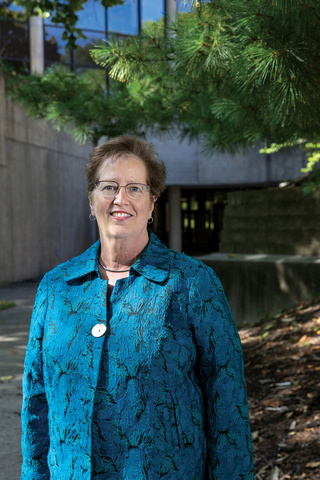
[128,184,142,193]
[101,182,117,192]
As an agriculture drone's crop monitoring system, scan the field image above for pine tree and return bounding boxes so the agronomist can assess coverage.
[3,0,320,163]
[91,0,320,153]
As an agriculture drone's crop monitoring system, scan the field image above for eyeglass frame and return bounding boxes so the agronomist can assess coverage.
[94,180,151,199]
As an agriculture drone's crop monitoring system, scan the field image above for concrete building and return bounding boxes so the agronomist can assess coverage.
[0,0,307,285]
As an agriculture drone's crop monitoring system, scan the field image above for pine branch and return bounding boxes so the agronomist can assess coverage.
[5,0,320,154]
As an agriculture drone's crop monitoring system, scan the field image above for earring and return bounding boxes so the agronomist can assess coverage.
[89,213,96,221]
[147,217,154,224]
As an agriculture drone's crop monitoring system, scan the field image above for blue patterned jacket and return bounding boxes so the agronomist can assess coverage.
[21,231,253,479]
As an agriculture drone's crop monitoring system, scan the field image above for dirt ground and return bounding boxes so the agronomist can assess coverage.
[240,297,320,480]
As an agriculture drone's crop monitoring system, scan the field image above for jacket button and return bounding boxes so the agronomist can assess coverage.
[92,323,107,337]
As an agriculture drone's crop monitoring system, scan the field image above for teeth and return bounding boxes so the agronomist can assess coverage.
[112,212,130,217]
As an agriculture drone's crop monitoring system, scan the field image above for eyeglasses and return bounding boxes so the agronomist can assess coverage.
[95,181,150,200]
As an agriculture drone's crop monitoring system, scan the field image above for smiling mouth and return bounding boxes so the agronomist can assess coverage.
[111,212,132,218]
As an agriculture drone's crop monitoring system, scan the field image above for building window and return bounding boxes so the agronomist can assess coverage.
[44,25,69,66]
[177,0,193,12]
[178,1,208,12]
[141,0,165,25]
[0,3,29,71]
[44,0,107,69]
[77,0,106,31]
[107,0,139,35]
[1,1,167,71]
[42,0,166,69]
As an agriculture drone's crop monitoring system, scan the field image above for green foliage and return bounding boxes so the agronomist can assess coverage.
[300,168,320,197]
[90,0,320,152]
[0,3,26,19]
[3,63,157,145]
[5,0,320,158]
[260,141,320,174]
[301,143,320,173]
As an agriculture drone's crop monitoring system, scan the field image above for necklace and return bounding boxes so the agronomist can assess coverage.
[98,259,130,273]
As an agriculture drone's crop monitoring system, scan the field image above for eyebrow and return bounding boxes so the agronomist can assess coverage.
[99,179,147,184]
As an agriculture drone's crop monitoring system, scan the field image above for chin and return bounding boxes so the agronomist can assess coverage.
[106,225,135,239]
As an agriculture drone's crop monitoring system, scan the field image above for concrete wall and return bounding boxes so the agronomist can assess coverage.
[220,187,320,255]
[0,75,96,284]
[199,253,320,324]
[151,135,307,187]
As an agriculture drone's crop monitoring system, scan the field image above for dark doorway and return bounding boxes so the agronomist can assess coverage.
[152,188,227,256]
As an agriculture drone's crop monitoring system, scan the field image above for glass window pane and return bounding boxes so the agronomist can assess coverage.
[0,18,29,60]
[141,0,164,24]
[107,0,138,35]
[178,0,209,11]
[74,30,105,67]
[44,26,70,65]
[44,0,105,30]
[177,0,193,12]
[77,0,106,31]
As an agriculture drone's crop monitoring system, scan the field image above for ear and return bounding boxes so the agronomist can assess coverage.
[150,195,157,214]
[88,192,95,215]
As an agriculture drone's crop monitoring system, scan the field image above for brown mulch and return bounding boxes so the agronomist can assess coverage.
[240,297,320,480]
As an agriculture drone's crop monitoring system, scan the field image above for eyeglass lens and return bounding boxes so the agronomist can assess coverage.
[96,181,149,199]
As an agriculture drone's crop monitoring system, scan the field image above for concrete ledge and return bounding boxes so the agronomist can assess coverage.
[198,253,320,325]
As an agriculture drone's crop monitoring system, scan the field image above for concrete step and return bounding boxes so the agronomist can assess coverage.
[219,242,320,255]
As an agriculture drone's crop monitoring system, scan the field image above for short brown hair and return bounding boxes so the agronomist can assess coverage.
[86,135,166,198]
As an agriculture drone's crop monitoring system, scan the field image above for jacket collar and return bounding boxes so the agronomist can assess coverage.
[64,241,100,282]
[133,230,170,282]
[64,230,170,283]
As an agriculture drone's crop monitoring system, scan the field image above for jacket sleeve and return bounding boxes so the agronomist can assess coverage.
[189,265,254,480]
[21,275,50,480]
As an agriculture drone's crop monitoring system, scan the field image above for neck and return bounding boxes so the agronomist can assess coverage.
[99,230,149,271]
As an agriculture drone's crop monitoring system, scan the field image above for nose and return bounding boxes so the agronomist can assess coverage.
[114,185,129,202]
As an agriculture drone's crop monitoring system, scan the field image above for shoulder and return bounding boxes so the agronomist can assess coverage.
[149,231,222,290]
[167,248,223,291]
[43,240,100,283]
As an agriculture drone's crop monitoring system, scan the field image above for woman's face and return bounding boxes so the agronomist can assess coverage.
[89,155,155,243]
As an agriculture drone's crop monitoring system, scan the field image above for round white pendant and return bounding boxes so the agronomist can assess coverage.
[91,323,107,338]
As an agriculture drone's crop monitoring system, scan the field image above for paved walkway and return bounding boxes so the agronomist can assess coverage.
[0,283,39,480]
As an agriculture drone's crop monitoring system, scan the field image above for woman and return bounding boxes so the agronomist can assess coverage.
[21,135,254,479]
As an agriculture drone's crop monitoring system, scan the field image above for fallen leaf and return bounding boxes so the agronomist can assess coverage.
[298,334,310,344]
[270,465,280,480]
[289,420,296,430]
[306,462,320,468]
[263,323,275,331]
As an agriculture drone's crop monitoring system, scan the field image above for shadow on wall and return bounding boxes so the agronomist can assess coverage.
[0,73,95,285]
[219,187,320,256]
[200,254,320,325]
